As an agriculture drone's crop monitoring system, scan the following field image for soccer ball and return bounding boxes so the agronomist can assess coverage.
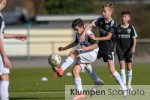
[48,54,61,66]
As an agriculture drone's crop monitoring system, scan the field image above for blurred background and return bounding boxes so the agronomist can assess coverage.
[2,0,150,99]
[3,0,150,67]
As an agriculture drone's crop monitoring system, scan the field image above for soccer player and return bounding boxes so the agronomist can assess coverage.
[0,0,27,100]
[53,18,103,99]
[115,11,137,90]
[80,3,127,95]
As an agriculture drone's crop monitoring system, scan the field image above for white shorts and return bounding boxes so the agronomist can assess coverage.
[76,49,98,71]
[0,55,10,75]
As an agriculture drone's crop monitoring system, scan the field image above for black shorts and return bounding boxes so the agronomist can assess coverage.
[117,50,133,63]
[97,50,114,62]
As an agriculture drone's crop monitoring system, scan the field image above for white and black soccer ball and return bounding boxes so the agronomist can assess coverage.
[48,54,61,66]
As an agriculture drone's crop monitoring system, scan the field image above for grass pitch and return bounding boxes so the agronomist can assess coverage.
[9,64,150,100]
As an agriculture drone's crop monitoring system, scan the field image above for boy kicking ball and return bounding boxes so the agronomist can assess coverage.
[0,0,27,100]
[116,11,137,91]
[53,18,103,99]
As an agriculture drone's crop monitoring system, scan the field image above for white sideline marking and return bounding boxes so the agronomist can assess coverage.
[10,91,65,94]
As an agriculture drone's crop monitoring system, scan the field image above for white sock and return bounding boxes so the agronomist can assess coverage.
[74,77,83,93]
[0,80,9,100]
[61,57,74,71]
[120,69,126,85]
[127,70,132,86]
[86,64,101,83]
[113,71,127,90]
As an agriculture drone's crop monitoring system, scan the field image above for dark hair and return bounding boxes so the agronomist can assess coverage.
[121,11,131,16]
[72,18,84,28]
[102,3,114,9]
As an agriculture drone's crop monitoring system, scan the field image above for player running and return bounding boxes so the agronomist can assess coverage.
[53,18,104,99]
[0,0,27,100]
[115,11,137,91]
[80,3,127,96]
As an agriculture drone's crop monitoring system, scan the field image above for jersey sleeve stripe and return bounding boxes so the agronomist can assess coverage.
[132,25,138,38]
[92,19,97,27]
[110,19,115,27]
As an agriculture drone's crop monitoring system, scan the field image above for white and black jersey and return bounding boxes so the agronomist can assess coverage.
[0,13,10,75]
[73,30,99,66]
[74,30,98,52]
[92,16,116,52]
[115,24,137,52]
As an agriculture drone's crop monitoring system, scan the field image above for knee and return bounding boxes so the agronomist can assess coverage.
[69,50,78,58]
[110,70,115,75]
[0,74,9,81]
[72,67,80,77]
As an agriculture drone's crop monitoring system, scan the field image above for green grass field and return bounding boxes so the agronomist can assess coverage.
[9,64,150,100]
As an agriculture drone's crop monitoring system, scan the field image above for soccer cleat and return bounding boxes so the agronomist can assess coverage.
[92,80,104,91]
[122,86,128,97]
[123,89,128,97]
[127,85,133,91]
[52,66,64,77]
[73,94,86,100]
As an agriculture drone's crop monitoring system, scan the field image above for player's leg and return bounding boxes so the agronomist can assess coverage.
[86,64,104,85]
[72,64,85,100]
[53,50,79,76]
[0,74,9,100]
[106,51,127,95]
[0,56,10,100]
[117,49,126,85]
[79,50,104,85]
[107,60,127,96]
[86,64,104,91]
[126,53,133,90]
[119,61,126,85]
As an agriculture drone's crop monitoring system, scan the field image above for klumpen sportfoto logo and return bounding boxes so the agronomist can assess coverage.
[69,88,145,97]
[65,85,150,100]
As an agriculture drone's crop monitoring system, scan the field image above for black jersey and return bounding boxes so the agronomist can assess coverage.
[92,16,116,51]
[115,24,137,51]
[0,13,5,35]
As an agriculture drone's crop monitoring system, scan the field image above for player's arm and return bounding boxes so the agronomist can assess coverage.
[90,32,112,41]
[58,42,77,51]
[82,43,98,51]
[0,38,12,68]
[131,37,136,53]
[80,21,94,41]
[131,25,138,54]
[3,33,27,41]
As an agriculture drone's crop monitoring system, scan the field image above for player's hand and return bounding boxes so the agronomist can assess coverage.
[89,35,96,40]
[14,34,27,41]
[81,45,87,50]
[58,47,64,51]
[131,47,135,54]
[3,55,12,68]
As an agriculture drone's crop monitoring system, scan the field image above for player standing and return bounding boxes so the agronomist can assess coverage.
[0,0,27,100]
[53,18,104,99]
[115,11,137,90]
[80,3,127,95]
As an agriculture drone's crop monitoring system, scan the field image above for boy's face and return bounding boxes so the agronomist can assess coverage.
[122,14,130,24]
[73,26,84,34]
[0,0,6,11]
[102,7,112,19]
